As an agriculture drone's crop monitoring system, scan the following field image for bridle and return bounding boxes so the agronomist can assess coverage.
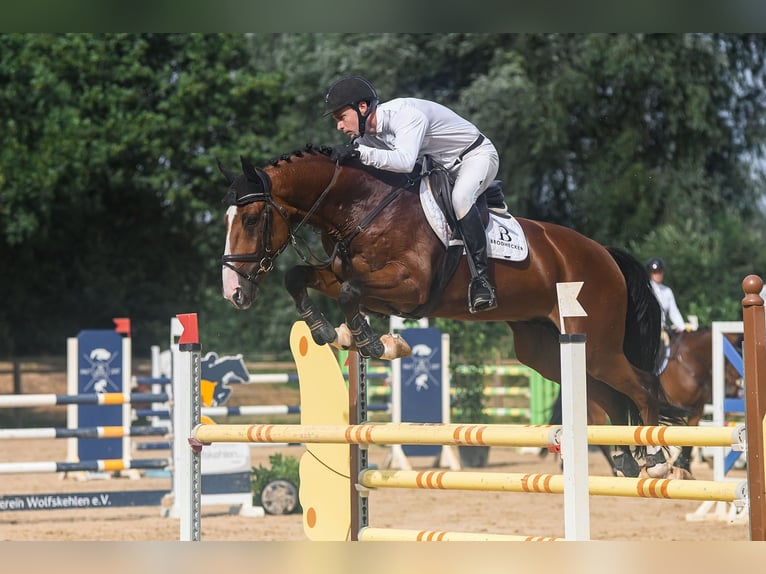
[221,163,342,285]
[222,155,411,287]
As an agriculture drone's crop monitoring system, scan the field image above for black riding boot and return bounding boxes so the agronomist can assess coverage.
[458,205,497,313]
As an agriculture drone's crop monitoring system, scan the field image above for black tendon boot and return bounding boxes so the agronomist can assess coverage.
[458,205,497,313]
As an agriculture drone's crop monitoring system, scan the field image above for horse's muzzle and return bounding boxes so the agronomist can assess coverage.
[226,284,260,310]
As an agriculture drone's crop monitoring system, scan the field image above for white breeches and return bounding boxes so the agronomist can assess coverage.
[450,139,500,220]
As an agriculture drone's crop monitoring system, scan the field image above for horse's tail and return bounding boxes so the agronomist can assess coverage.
[606,247,661,372]
[606,246,688,426]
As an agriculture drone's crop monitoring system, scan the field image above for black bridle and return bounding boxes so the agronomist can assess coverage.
[222,156,412,287]
[221,163,342,285]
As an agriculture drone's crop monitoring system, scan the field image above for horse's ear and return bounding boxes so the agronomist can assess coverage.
[240,156,259,180]
[217,159,237,185]
[239,156,272,195]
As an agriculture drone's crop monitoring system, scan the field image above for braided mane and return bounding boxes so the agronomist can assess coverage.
[264,143,420,190]
[266,144,333,167]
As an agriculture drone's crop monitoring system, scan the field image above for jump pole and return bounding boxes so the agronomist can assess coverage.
[556,281,590,541]
[173,313,202,542]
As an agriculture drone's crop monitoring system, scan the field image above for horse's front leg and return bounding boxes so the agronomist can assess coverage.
[284,265,339,346]
[337,280,385,359]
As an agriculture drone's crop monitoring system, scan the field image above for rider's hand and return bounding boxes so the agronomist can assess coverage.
[331,140,360,164]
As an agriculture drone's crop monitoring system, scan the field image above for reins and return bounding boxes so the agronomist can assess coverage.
[333,186,405,261]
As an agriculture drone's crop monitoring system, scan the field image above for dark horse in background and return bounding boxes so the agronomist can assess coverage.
[218,145,686,478]
[543,327,743,477]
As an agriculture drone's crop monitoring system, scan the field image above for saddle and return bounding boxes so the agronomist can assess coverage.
[422,156,510,233]
[400,157,511,318]
[354,156,516,319]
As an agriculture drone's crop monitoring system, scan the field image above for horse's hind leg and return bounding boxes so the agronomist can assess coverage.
[588,358,672,477]
[672,446,694,477]
[511,321,636,476]
[540,389,619,476]
[284,265,340,346]
[671,411,702,478]
[585,379,646,478]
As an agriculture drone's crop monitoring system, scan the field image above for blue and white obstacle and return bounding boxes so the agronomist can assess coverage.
[688,321,747,523]
[0,316,263,518]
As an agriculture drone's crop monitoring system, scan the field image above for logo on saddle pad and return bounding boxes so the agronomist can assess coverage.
[418,180,529,262]
[200,352,251,407]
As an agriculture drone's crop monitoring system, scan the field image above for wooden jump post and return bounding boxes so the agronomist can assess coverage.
[742,274,766,540]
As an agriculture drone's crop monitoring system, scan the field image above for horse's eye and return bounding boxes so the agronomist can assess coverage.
[243,214,259,228]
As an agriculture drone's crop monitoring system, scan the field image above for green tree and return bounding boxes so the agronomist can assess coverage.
[0,33,286,354]
[2,33,766,361]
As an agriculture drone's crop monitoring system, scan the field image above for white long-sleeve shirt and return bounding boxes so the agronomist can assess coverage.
[355,97,482,173]
[651,280,686,332]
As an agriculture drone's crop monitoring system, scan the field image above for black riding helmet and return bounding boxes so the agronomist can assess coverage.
[647,257,665,272]
[324,76,379,137]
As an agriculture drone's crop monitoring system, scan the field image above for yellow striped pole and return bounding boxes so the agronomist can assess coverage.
[192,422,561,448]
[359,469,746,502]
[586,424,744,448]
[358,527,560,541]
[192,422,744,449]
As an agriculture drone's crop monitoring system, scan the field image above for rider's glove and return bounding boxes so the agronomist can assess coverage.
[331,140,360,164]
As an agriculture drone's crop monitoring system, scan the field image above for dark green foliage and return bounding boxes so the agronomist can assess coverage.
[0,34,288,355]
[2,34,765,360]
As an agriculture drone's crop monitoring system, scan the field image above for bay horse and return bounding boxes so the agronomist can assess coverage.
[543,327,743,477]
[657,328,742,474]
[219,145,686,478]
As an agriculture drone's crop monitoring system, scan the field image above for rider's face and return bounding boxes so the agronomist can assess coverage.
[333,106,360,137]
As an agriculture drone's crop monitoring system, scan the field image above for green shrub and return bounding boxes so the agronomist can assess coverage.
[251,453,301,511]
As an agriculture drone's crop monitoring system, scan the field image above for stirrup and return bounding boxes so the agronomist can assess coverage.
[468,277,497,314]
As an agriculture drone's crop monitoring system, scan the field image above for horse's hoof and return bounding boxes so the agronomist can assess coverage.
[379,334,412,360]
[644,449,669,478]
[670,466,694,480]
[612,452,640,478]
[309,323,339,346]
[645,462,670,478]
[329,324,355,350]
[358,340,385,360]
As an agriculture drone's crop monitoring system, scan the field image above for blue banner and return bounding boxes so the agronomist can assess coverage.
[77,330,124,461]
[399,327,443,456]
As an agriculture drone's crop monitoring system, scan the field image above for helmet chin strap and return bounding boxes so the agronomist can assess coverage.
[355,109,368,137]
[353,103,372,137]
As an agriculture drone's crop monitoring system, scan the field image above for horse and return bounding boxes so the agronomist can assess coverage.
[542,327,743,477]
[218,145,686,478]
[656,327,743,474]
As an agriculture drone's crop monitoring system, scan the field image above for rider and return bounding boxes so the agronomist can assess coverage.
[323,76,499,314]
[647,257,686,335]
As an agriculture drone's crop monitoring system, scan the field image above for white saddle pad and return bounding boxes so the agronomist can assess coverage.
[419,179,529,262]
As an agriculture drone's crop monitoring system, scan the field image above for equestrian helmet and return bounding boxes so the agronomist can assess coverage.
[324,76,379,117]
[646,257,665,272]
